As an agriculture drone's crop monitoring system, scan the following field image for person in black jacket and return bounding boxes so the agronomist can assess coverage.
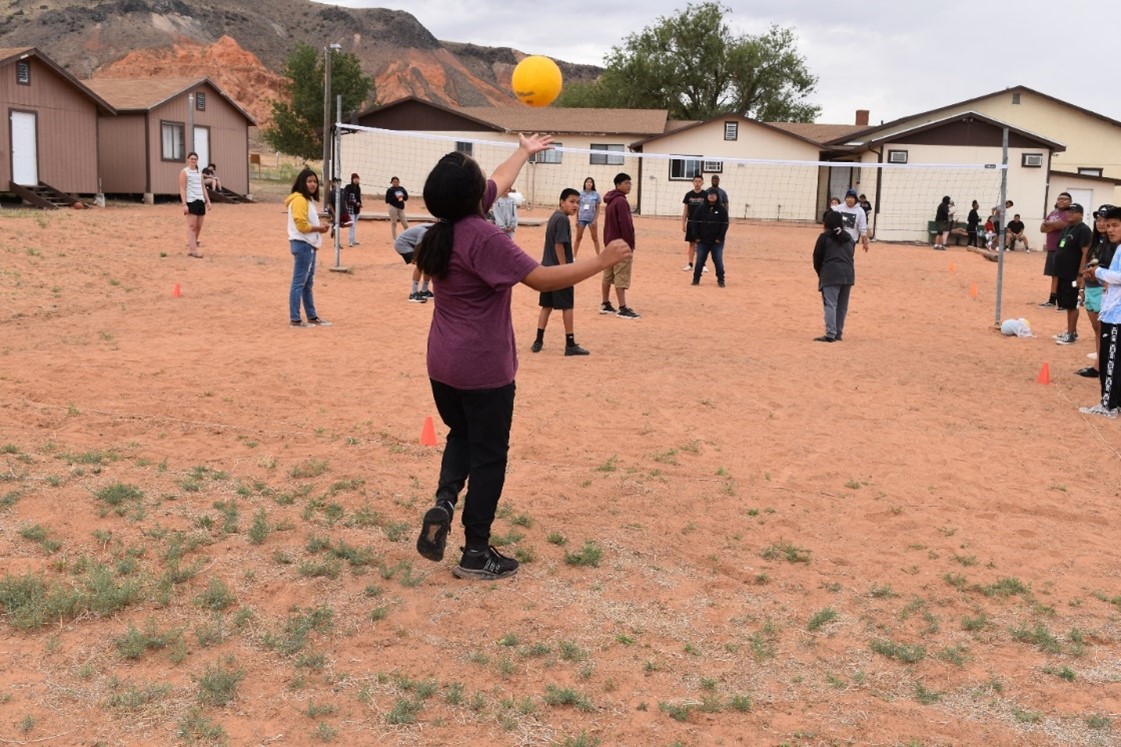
[967,200,981,247]
[690,189,728,286]
[343,173,363,246]
[813,210,856,342]
[933,195,952,250]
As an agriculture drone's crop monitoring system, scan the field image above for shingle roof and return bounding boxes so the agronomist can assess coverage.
[767,122,867,146]
[84,76,256,124]
[457,106,669,136]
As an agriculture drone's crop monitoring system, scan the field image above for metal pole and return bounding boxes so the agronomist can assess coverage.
[321,46,332,208]
[994,127,1009,325]
[187,92,195,155]
[330,94,349,273]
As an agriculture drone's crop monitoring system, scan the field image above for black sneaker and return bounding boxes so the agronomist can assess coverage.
[599,301,616,314]
[564,344,590,356]
[421,289,434,299]
[531,339,543,353]
[416,501,454,562]
[452,546,519,580]
[813,335,836,343]
[408,291,427,304]
[307,317,333,327]
[616,306,640,319]
[1076,366,1100,378]
[1037,299,1056,307]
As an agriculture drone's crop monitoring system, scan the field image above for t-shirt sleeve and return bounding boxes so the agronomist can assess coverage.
[481,180,498,214]
[556,217,571,247]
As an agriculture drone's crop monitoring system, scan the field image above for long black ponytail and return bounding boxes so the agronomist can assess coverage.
[415,152,487,279]
[823,209,849,245]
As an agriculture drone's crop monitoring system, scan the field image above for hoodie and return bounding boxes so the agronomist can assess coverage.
[603,189,635,249]
[285,192,322,248]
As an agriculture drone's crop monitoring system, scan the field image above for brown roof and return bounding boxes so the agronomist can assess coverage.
[767,122,867,146]
[84,76,256,124]
[458,106,669,136]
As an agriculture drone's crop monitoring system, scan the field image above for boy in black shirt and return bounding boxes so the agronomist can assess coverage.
[531,188,589,356]
[1054,204,1093,345]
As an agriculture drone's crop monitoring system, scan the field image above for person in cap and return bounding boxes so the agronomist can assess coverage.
[833,188,869,252]
[933,196,952,250]
[1052,203,1092,345]
[1039,192,1073,306]
[1075,205,1118,376]
[343,173,363,246]
[1079,206,1121,416]
[325,176,352,238]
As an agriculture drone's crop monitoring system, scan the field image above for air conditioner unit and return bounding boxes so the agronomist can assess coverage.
[1023,153,1043,167]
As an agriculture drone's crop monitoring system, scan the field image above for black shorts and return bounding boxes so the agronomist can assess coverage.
[187,199,206,216]
[399,251,414,264]
[685,224,698,242]
[1056,279,1080,310]
[539,287,574,310]
[938,220,952,233]
[1043,251,1057,277]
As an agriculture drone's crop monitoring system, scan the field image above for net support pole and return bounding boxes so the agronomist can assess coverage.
[330,94,349,273]
[994,128,1009,325]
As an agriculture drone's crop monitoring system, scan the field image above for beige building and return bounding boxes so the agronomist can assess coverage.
[629,115,825,220]
[352,97,669,210]
[834,85,1121,205]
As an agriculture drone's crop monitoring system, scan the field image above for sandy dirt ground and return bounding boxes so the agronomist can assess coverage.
[0,196,1119,747]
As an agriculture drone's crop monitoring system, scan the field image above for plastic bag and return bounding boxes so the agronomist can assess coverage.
[1000,318,1033,337]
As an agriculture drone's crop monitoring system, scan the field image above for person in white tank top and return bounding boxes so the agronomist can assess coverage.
[178,152,211,258]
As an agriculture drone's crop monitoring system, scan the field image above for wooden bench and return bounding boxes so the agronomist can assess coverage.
[927,220,970,246]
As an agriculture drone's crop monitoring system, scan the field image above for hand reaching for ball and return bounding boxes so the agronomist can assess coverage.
[518,133,554,157]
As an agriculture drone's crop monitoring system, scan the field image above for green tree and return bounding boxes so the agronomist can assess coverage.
[262,44,374,159]
[555,3,819,123]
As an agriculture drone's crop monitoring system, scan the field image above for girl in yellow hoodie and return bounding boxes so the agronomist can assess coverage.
[285,168,332,327]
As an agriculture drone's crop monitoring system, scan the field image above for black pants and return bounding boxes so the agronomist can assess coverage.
[430,379,515,548]
[1099,323,1121,410]
[967,228,978,247]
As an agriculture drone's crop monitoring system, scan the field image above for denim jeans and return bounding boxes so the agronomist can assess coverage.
[430,379,516,549]
[289,240,318,322]
[348,219,357,245]
[693,240,725,283]
[821,284,852,340]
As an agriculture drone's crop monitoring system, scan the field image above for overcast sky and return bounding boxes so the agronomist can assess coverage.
[315,0,1121,126]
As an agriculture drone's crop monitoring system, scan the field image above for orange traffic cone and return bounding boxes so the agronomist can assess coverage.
[949,261,956,273]
[969,283,978,298]
[420,416,437,446]
[1036,362,1051,385]
[172,283,181,298]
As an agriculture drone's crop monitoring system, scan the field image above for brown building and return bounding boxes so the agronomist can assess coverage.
[84,76,256,202]
[0,47,115,195]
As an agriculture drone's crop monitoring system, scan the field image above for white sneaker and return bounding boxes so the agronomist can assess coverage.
[682,263,693,271]
[1079,403,1119,418]
[702,266,709,273]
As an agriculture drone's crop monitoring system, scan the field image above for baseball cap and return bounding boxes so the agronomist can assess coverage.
[845,188,858,199]
[1094,204,1115,217]
[1068,203,1085,214]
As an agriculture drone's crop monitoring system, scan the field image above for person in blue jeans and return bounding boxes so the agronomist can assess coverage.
[812,210,856,342]
[284,168,332,328]
[691,189,728,286]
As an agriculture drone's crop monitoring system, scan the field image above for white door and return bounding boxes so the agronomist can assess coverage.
[193,127,209,171]
[1068,188,1094,225]
[10,111,38,185]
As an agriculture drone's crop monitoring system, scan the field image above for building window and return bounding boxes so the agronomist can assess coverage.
[1011,93,1021,105]
[590,144,625,165]
[724,122,738,141]
[1021,153,1043,168]
[703,160,723,173]
[455,141,473,157]
[194,92,206,111]
[161,121,185,161]
[531,144,563,164]
[16,60,30,85]
[887,149,908,164]
[669,156,702,180]
[1078,167,1104,177]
